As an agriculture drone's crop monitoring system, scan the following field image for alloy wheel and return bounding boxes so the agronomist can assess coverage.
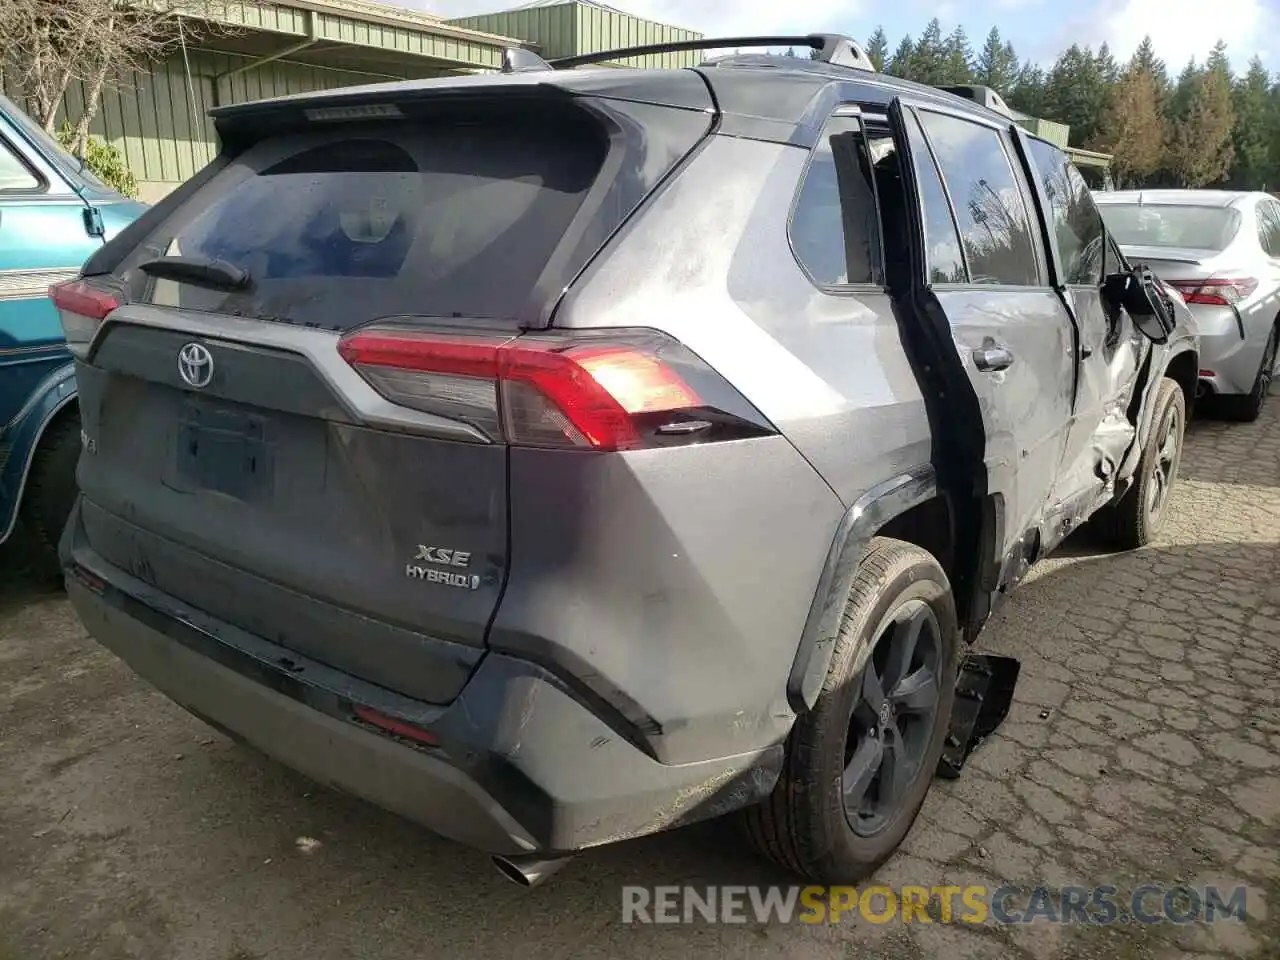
[1147,404,1180,524]
[842,599,942,837]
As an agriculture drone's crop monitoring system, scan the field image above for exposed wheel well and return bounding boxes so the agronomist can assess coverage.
[876,495,956,590]
[1164,350,1199,416]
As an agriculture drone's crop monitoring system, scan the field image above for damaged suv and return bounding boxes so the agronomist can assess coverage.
[53,35,1197,886]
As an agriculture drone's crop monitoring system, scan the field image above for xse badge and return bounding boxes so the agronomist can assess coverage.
[406,545,481,591]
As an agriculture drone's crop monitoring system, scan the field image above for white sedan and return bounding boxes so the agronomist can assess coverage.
[1094,189,1280,422]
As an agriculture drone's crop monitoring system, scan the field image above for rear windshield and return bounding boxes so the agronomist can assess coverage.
[1098,203,1240,251]
[120,112,608,329]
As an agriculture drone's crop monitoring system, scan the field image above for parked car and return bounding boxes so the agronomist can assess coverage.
[0,93,146,572]
[1094,189,1280,422]
[53,37,1198,887]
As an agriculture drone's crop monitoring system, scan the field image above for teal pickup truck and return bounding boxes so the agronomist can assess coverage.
[0,94,146,572]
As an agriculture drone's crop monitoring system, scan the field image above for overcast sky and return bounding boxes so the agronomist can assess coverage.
[391,0,1277,71]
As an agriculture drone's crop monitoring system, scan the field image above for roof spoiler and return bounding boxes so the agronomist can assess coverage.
[501,33,875,73]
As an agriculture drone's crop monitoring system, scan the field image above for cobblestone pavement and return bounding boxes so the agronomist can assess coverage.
[1,397,1278,960]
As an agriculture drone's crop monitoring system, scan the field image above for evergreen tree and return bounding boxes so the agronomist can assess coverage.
[1169,58,1203,121]
[1167,53,1236,185]
[1090,67,1165,186]
[887,34,915,79]
[1096,43,1120,85]
[941,26,975,84]
[1131,35,1172,113]
[1229,56,1270,187]
[912,18,947,85]
[975,27,1019,93]
[1008,61,1048,117]
[1206,40,1231,79]
[1045,44,1108,146]
[866,28,889,72]
[856,24,1279,189]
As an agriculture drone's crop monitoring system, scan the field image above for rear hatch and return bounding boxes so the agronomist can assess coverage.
[64,81,715,704]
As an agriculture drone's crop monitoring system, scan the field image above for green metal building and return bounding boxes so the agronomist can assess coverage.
[1,0,704,200]
[447,0,703,68]
[4,0,530,200]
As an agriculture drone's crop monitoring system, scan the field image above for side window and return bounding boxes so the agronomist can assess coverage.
[790,115,882,286]
[0,136,40,192]
[1103,236,1126,277]
[1258,200,1280,257]
[902,110,966,283]
[916,111,1041,286]
[1026,139,1105,285]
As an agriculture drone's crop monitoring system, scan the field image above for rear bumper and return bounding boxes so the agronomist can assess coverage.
[62,502,781,857]
[1191,304,1259,396]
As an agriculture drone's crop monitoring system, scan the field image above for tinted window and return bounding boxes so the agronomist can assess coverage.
[0,137,39,192]
[903,111,966,284]
[1103,235,1126,277]
[1096,203,1240,252]
[1026,139,1106,285]
[121,113,608,329]
[791,116,883,286]
[918,111,1040,286]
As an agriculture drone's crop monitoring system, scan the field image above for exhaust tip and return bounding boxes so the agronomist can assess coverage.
[492,854,572,889]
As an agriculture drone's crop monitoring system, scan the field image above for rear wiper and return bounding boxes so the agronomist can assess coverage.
[137,255,251,291]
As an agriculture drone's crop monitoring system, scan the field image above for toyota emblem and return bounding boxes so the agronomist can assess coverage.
[177,342,214,389]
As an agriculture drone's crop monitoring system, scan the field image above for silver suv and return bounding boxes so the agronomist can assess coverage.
[52,35,1198,887]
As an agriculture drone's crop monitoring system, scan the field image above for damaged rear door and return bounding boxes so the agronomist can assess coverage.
[886,98,1075,589]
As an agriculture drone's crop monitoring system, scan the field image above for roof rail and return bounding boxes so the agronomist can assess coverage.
[547,34,875,72]
[936,84,1013,118]
[501,47,554,73]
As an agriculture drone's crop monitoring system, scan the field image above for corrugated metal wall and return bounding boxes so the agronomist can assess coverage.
[575,3,701,68]
[447,5,577,59]
[448,1,702,68]
[2,50,445,199]
[3,1,703,198]
[209,0,507,70]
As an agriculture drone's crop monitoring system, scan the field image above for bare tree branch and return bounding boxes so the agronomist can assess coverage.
[3,0,237,141]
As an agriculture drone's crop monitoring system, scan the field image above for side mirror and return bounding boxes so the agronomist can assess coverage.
[1102,267,1175,345]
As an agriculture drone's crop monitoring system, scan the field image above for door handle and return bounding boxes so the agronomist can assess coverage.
[973,343,1015,372]
[1081,345,1094,358]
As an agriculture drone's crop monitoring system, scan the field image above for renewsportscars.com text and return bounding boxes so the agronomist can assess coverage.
[621,884,1249,926]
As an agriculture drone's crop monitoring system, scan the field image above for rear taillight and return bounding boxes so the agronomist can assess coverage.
[337,326,773,451]
[1167,277,1258,306]
[49,278,121,359]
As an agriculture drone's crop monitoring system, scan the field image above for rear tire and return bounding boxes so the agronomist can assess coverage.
[742,537,958,883]
[18,409,81,581]
[1095,377,1184,550]
[1216,324,1277,424]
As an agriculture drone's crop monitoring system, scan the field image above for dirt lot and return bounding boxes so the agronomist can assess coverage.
[2,398,1278,960]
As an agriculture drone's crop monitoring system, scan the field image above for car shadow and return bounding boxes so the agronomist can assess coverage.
[0,525,63,615]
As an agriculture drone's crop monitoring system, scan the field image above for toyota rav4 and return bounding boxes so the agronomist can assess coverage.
[53,34,1198,887]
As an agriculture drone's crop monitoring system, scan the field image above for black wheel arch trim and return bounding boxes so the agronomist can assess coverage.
[786,465,939,714]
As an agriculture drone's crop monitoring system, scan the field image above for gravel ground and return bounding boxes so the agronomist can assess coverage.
[1,396,1278,960]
